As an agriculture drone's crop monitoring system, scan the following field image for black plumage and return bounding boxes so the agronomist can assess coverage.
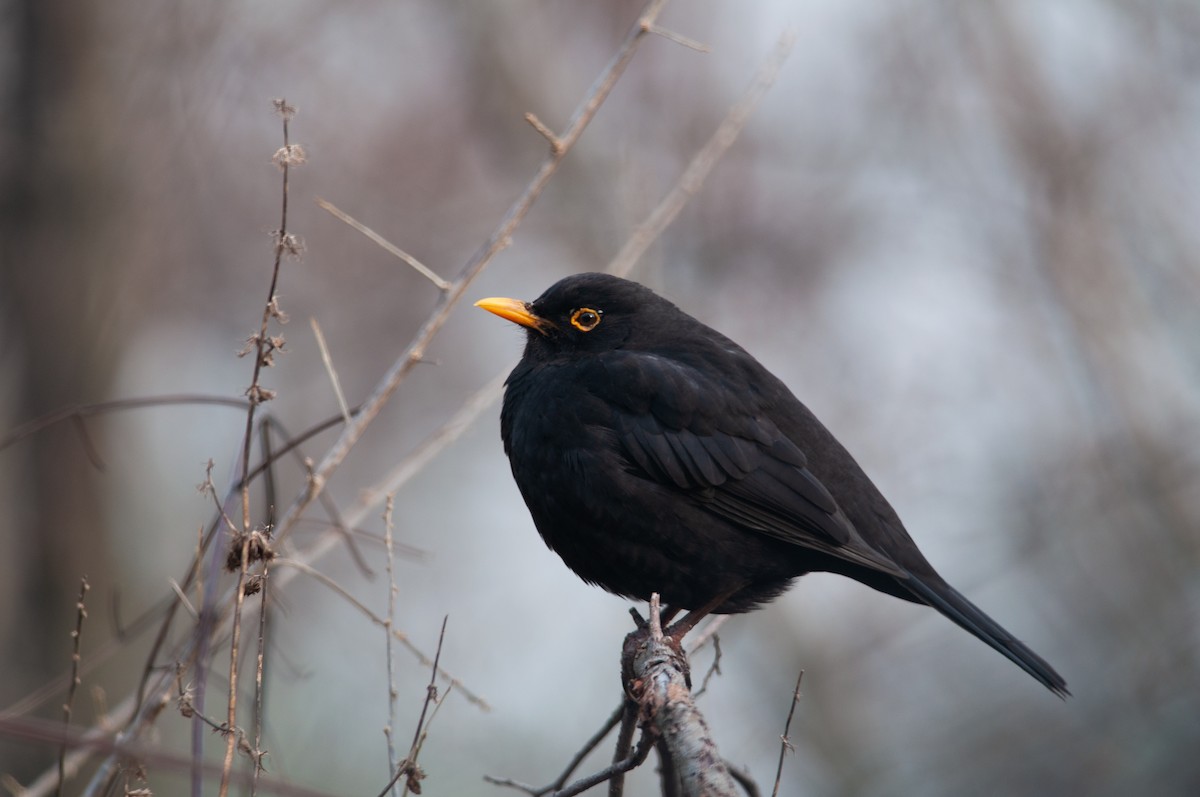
[476,272,1067,696]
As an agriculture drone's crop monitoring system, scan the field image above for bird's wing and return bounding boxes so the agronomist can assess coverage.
[600,352,904,576]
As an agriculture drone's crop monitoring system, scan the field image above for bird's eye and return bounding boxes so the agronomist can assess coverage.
[570,307,602,332]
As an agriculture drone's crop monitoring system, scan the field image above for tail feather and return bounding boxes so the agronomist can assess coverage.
[903,572,1069,698]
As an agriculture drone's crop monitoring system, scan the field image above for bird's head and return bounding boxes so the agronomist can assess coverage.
[475,272,676,358]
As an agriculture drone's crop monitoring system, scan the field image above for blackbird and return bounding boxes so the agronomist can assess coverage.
[476,272,1067,696]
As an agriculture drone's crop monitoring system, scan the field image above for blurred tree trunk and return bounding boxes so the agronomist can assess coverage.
[0,0,121,780]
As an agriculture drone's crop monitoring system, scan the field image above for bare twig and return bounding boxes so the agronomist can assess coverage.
[485,722,656,797]
[272,558,489,710]
[644,24,710,53]
[607,702,639,797]
[69,414,106,470]
[687,615,729,651]
[374,617,450,797]
[771,671,804,797]
[222,97,299,797]
[309,317,352,424]
[383,495,401,797]
[250,560,272,795]
[483,703,627,797]
[316,197,451,291]
[57,577,90,797]
[0,394,249,453]
[355,368,509,510]
[693,634,722,698]
[554,726,657,797]
[523,112,563,153]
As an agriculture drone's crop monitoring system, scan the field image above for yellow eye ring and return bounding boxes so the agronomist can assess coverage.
[570,307,602,332]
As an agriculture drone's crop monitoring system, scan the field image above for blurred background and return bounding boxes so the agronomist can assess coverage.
[2,0,1198,794]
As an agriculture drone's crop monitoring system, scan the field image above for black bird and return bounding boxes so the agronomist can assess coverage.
[476,272,1067,696]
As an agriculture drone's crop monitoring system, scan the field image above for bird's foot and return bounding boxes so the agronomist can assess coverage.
[622,594,690,693]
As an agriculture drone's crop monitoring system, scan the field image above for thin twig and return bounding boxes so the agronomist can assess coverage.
[375,617,450,797]
[309,317,352,425]
[554,732,657,797]
[57,577,90,797]
[69,414,106,470]
[484,703,627,797]
[250,560,272,795]
[687,614,729,652]
[0,394,249,453]
[693,634,722,698]
[168,578,200,621]
[409,616,447,754]
[272,558,489,710]
[222,97,298,797]
[771,671,804,797]
[258,416,374,577]
[607,702,639,797]
[316,197,451,291]
[355,368,509,510]
[524,112,563,153]
[644,24,710,53]
[383,495,401,797]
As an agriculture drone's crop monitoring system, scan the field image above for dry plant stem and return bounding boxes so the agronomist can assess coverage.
[606,27,796,279]
[483,703,627,797]
[69,414,105,470]
[771,671,804,797]
[553,702,628,794]
[258,415,372,576]
[1,586,166,717]
[0,394,249,453]
[553,733,656,797]
[383,495,401,797]
[356,368,509,510]
[487,728,656,797]
[272,0,673,552]
[309,317,352,424]
[223,102,296,797]
[693,634,722,698]
[407,617,447,757]
[606,702,639,797]
[316,198,450,290]
[251,564,271,795]
[645,23,710,53]
[269,557,486,708]
[375,616,449,797]
[56,577,89,797]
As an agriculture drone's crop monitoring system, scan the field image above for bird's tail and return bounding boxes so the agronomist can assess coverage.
[903,573,1069,698]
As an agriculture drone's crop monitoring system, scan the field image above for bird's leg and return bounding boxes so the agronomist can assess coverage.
[663,584,743,644]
